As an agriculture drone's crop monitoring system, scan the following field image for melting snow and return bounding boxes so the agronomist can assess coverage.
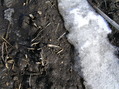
[4,8,14,24]
[58,0,119,89]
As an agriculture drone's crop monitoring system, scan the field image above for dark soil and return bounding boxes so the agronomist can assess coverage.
[0,0,83,89]
[0,0,118,89]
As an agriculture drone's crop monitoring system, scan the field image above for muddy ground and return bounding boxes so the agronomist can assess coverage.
[0,0,119,89]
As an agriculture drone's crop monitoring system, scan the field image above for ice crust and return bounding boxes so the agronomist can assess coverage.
[58,0,119,89]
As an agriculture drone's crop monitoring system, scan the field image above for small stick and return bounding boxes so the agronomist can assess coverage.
[1,42,5,61]
[29,75,32,87]
[87,0,119,30]
[1,36,13,47]
[18,83,21,89]
[47,44,61,48]
[57,49,63,54]
[31,23,51,42]
[58,32,66,40]
[55,23,60,33]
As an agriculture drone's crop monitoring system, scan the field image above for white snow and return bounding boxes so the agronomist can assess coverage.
[4,8,14,24]
[58,0,119,89]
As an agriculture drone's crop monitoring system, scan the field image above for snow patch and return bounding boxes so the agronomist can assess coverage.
[58,0,119,89]
[4,8,14,24]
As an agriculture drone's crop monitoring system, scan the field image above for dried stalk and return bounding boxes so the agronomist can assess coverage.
[87,0,119,30]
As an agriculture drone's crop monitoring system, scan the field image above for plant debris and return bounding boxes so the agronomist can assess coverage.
[0,0,119,89]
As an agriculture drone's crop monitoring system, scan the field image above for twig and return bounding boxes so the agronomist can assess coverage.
[47,44,61,48]
[87,0,119,30]
[58,32,66,40]
[55,23,60,33]
[31,22,51,42]
[1,36,13,47]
